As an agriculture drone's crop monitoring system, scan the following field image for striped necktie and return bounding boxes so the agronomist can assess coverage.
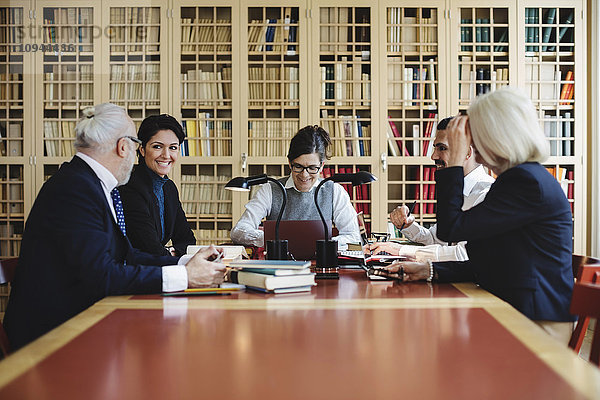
[110,188,127,236]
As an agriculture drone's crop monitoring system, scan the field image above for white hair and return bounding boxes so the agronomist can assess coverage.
[74,103,135,154]
[467,87,549,174]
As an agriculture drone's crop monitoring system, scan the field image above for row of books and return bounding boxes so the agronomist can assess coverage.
[460,19,502,52]
[44,65,93,104]
[0,8,23,44]
[526,9,574,52]
[192,229,231,245]
[247,120,298,157]
[387,113,437,157]
[109,64,159,103]
[0,234,21,259]
[459,57,509,101]
[181,68,232,106]
[181,19,231,52]
[0,179,23,215]
[0,74,22,101]
[43,120,75,157]
[180,174,232,216]
[181,118,232,157]
[544,112,573,157]
[227,260,315,294]
[322,166,370,216]
[248,66,298,106]
[248,15,297,53]
[319,8,369,53]
[387,58,436,107]
[524,61,574,104]
[545,166,574,212]
[387,8,437,53]
[320,62,370,106]
[43,7,93,47]
[0,123,22,157]
[320,112,371,157]
[109,7,160,52]
[412,166,436,215]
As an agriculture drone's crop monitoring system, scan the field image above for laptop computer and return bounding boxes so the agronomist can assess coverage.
[263,219,332,261]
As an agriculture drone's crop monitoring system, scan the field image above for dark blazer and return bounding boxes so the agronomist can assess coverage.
[119,163,195,257]
[434,163,574,322]
[4,156,178,350]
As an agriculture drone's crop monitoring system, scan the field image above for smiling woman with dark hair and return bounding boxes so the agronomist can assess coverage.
[230,125,361,248]
[119,114,195,257]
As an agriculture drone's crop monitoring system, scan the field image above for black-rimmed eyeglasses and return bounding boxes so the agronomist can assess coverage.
[119,136,142,150]
[291,163,322,174]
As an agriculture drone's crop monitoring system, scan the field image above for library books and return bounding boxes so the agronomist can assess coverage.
[248,17,297,54]
[543,113,573,157]
[180,173,232,215]
[192,228,232,245]
[182,117,232,157]
[228,261,315,291]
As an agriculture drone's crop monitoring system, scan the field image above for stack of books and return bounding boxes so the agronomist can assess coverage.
[227,260,315,294]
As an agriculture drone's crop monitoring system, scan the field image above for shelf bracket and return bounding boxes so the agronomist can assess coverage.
[241,152,247,173]
[380,152,387,172]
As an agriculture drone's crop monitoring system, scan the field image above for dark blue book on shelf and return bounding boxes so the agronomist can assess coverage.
[475,18,482,51]
[357,117,364,156]
[288,23,297,51]
[265,19,276,51]
[481,19,490,51]
[541,8,556,52]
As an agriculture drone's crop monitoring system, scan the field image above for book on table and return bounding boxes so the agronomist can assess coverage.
[228,270,315,290]
[245,285,314,294]
[228,259,311,270]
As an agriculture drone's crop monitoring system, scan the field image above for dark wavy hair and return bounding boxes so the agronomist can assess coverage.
[287,125,332,163]
[137,114,185,159]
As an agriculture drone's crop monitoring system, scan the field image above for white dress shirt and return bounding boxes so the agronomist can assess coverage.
[230,175,361,247]
[76,153,187,292]
[399,165,495,262]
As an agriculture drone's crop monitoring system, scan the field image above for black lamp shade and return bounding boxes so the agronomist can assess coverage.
[329,171,377,186]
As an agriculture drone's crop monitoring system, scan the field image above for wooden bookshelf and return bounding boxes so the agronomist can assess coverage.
[380,4,444,233]
[0,0,589,264]
[174,2,238,244]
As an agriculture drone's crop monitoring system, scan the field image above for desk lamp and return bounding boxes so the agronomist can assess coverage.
[225,174,288,260]
[314,171,377,275]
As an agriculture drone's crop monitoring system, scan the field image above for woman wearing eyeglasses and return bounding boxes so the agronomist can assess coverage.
[230,125,361,248]
[119,114,195,257]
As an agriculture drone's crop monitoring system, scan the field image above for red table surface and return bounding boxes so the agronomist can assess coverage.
[0,307,584,400]
[133,269,467,300]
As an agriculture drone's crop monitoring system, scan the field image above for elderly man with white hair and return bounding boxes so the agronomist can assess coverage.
[4,103,225,351]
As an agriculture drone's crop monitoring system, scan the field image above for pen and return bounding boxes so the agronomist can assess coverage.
[398,201,417,231]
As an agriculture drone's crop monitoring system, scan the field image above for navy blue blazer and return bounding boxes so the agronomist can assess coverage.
[4,156,178,350]
[434,163,574,322]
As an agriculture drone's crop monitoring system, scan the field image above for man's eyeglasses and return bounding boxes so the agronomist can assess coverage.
[291,163,322,174]
[119,136,142,150]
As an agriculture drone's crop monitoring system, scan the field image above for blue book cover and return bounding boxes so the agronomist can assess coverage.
[357,118,364,156]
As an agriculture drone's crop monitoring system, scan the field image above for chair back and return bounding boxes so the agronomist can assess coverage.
[0,257,18,358]
[569,282,600,366]
[572,254,600,280]
[569,258,600,353]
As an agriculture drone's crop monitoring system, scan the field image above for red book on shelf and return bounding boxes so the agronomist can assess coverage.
[388,116,410,156]
[322,166,332,179]
[427,167,436,214]
[422,166,431,213]
[355,180,363,214]
[413,183,420,215]
[567,170,574,213]
[560,71,574,105]
[422,113,437,155]
[361,184,370,215]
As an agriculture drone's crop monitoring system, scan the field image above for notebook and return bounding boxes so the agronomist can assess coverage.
[263,219,332,261]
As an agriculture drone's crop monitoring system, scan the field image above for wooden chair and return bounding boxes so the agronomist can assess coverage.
[572,254,600,280]
[0,257,18,358]
[570,282,600,366]
[569,255,600,353]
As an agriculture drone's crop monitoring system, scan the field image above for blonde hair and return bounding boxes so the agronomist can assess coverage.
[74,103,135,154]
[467,87,549,174]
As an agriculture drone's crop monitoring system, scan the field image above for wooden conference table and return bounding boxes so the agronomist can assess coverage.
[0,269,599,399]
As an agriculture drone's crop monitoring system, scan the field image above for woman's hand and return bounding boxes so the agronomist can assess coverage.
[446,115,472,168]
[364,241,401,256]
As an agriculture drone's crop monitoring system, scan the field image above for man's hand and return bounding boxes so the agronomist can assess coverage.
[365,241,401,256]
[390,205,415,230]
[380,261,429,282]
[185,245,227,288]
[446,115,472,168]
